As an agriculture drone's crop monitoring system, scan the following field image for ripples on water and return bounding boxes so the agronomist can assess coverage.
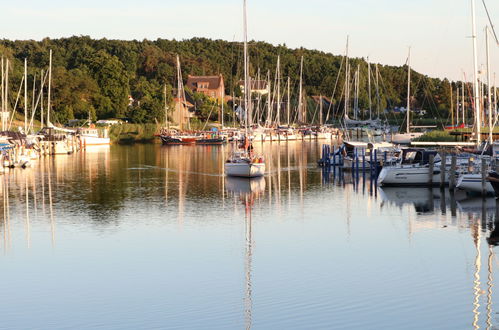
[0,142,498,329]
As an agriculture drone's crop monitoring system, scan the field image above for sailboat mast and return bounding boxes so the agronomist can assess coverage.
[1,57,3,132]
[406,47,411,134]
[368,59,372,120]
[344,37,349,119]
[276,55,281,126]
[5,59,8,131]
[298,56,304,123]
[267,70,271,126]
[471,0,481,144]
[176,54,183,130]
[47,49,52,126]
[243,0,250,130]
[41,69,44,128]
[24,58,28,134]
[287,76,290,125]
[486,25,493,143]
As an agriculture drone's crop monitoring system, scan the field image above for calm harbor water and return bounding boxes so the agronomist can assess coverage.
[1,142,499,329]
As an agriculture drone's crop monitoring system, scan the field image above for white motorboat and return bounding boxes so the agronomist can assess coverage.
[79,128,111,146]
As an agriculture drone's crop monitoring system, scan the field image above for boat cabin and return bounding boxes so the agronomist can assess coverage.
[400,148,439,165]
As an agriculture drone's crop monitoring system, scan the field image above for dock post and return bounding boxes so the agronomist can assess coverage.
[482,158,487,196]
[362,149,366,173]
[332,146,336,167]
[369,149,373,179]
[428,154,435,186]
[352,149,357,175]
[449,155,457,190]
[374,149,378,178]
[440,151,446,188]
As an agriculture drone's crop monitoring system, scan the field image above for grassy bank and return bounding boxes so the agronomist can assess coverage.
[414,130,456,142]
[108,123,160,144]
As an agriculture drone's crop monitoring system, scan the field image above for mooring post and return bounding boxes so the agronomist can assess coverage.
[352,149,356,173]
[362,149,366,174]
[369,149,373,179]
[374,149,378,178]
[440,151,447,188]
[482,157,487,196]
[332,146,336,167]
[429,154,435,186]
[449,155,457,190]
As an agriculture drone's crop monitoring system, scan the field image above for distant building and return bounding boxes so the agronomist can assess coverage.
[186,75,225,102]
[238,80,268,95]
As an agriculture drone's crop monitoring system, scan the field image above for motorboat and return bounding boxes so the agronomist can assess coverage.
[78,127,110,146]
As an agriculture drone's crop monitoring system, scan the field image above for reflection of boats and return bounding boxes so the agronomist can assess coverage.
[379,186,467,213]
[456,197,498,214]
[379,187,436,213]
[225,176,266,195]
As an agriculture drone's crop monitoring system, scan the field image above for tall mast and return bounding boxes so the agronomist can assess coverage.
[176,54,183,130]
[276,55,280,126]
[375,64,380,118]
[450,81,454,127]
[163,84,168,126]
[5,59,8,131]
[47,49,52,126]
[267,70,271,126]
[287,76,290,125]
[298,56,304,123]
[368,59,372,120]
[463,75,467,126]
[456,86,460,126]
[1,57,3,131]
[221,85,225,128]
[406,47,411,134]
[471,0,481,144]
[24,58,28,134]
[486,25,493,143]
[319,95,323,125]
[243,0,250,130]
[344,37,349,119]
[41,69,44,128]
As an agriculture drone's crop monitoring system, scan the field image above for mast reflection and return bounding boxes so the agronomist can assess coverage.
[225,176,266,330]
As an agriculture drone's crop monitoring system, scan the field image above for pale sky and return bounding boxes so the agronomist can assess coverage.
[1,0,498,81]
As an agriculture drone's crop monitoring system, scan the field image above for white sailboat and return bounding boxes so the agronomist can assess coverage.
[225,0,265,178]
[391,48,424,144]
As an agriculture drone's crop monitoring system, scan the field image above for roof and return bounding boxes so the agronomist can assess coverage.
[186,75,223,90]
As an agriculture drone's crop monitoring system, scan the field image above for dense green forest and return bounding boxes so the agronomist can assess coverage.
[0,36,471,126]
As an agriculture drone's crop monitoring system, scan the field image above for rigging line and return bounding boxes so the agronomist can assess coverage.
[325,55,345,123]
[482,0,499,45]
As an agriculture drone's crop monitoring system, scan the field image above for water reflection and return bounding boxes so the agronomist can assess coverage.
[3,143,499,328]
[226,176,265,330]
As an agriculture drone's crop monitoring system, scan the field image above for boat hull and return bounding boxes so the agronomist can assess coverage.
[457,173,494,195]
[81,136,111,146]
[160,136,197,145]
[378,166,446,186]
[391,132,424,144]
[224,162,265,178]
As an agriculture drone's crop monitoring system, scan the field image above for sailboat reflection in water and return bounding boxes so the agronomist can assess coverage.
[226,175,265,330]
